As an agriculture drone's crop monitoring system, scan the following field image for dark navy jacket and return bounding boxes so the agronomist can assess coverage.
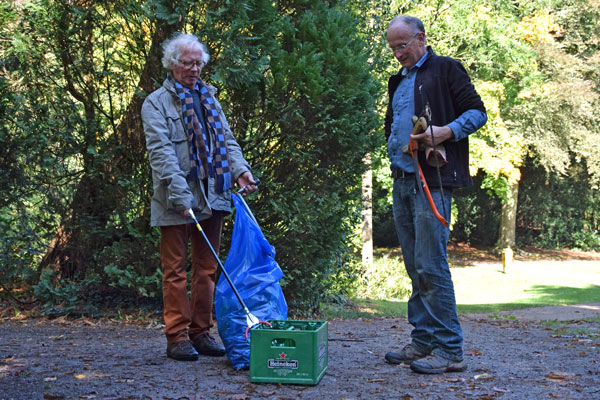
[385,47,486,188]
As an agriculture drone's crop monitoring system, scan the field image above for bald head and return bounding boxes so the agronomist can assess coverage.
[388,16,425,35]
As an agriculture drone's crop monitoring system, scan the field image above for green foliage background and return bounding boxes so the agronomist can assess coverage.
[1,0,599,314]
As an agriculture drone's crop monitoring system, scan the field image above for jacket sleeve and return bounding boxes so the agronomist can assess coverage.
[141,94,193,212]
[384,99,393,142]
[448,59,486,117]
[384,74,401,142]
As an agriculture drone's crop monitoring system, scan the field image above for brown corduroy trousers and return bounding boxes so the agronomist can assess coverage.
[159,212,223,344]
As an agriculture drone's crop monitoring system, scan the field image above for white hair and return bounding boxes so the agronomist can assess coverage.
[161,33,210,70]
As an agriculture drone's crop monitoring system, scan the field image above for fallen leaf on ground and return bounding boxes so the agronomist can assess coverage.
[80,318,96,327]
[229,395,249,400]
[545,373,573,381]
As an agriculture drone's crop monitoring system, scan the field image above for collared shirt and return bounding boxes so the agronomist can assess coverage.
[388,52,487,173]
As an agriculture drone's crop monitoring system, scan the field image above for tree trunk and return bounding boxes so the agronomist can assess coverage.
[496,180,519,250]
[39,19,179,279]
[362,154,373,267]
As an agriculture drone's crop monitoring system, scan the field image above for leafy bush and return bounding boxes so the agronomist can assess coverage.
[32,225,163,316]
[570,230,600,251]
[517,162,600,251]
[355,255,411,300]
[451,172,502,246]
[372,161,399,248]
[103,264,162,300]
[99,227,163,301]
[34,269,103,316]
[0,210,42,290]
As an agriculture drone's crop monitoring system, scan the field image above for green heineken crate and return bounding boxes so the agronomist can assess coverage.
[249,320,328,385]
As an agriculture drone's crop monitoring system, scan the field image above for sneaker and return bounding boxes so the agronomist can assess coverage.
[192,333,226,357]
[166,340,199,361]
[410,353,467,374]
[385,343,429,365]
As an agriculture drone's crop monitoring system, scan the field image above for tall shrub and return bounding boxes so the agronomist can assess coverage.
[248,1,380,311]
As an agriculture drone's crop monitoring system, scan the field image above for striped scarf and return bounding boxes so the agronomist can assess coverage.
[170,74,232,193]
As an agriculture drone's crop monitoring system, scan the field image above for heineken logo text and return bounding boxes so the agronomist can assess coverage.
[268,359,299,369]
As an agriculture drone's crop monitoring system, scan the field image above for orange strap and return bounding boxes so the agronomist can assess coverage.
[409,119,449,228]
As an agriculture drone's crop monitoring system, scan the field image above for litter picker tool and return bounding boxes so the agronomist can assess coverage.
[188,207,261,329]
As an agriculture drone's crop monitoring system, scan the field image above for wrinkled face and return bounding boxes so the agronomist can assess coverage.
[387,22,426,69]
[171,47,204,89]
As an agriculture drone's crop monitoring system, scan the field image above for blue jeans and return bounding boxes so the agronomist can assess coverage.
[392,176,463,361]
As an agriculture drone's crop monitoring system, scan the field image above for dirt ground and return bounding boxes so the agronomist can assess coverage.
[1,305,599,400]
[1,246,600,400]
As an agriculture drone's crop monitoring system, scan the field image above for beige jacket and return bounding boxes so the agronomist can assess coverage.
[141,79,251,226]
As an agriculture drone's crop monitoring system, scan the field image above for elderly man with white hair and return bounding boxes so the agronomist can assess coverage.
[142,32,257,361]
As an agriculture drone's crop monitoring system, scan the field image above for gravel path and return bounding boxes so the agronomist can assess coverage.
[1,304,599,400]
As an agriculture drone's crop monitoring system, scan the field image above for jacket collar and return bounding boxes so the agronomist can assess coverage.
[394,46,436,78]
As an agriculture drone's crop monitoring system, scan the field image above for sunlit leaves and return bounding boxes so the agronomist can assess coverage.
[470,80,524,201]
[518,11,562,44]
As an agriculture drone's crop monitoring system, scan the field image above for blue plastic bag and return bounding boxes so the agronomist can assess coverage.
[215,194,288,370]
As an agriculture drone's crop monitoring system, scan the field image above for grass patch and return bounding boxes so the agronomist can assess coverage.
[452,260,600,313]
[322,255,600,319]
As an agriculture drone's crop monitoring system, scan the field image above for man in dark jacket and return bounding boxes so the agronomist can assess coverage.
[383,15,487,374]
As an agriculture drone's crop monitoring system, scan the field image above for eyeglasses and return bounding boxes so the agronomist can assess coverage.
[179,60,205,69]
[390,33,419,53]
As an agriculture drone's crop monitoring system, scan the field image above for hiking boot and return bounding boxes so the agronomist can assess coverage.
[192,333,226,357]
[166,340,199,361]
[385,343,429,365]
[410,353,467,374]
